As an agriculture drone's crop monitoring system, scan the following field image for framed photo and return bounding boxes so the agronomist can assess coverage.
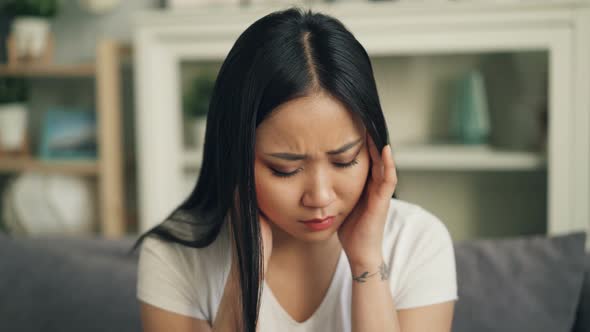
[39,108,97,160]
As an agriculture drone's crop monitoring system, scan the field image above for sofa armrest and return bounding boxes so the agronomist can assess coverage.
[0,233,141,332]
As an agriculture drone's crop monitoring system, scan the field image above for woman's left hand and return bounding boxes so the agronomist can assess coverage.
[338,132,398,268]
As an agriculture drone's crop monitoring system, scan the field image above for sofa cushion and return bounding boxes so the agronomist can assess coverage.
[452,232,587,332]
[0,232,140,332]
[1,231,587,332]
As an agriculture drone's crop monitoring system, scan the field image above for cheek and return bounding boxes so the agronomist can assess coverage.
[254,150,370,216]
[340,150,370,201]
[254,162,297,217]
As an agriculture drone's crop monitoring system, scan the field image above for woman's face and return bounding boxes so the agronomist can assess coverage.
[254,92,370,242]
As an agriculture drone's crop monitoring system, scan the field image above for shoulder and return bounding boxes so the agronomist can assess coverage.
[137,236,203,293]
[139,236,199,276]
[137,222,232,321]
[140,235,201,262]
[383,198,458,308]
[384,198,452,246]
[139,222,232,277]
[382,197,456,280]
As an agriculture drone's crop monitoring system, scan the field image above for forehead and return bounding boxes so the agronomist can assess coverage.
[255,93,364,151]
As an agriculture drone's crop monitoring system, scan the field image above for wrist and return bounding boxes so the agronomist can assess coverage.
[349,257,389,282]
[347,251,383,271]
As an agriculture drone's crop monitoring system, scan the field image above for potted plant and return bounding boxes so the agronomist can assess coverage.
[183,72,215,148]
[2,0,62,61]
[0,77,30,152]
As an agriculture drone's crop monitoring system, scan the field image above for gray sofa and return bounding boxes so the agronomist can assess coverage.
[0,231,587,332]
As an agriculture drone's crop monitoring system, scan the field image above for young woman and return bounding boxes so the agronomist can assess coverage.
[135,7,457,332]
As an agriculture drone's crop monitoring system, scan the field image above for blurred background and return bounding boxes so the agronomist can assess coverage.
[0,0,581,242]
[0,0,155,238]
[0,0,589,331]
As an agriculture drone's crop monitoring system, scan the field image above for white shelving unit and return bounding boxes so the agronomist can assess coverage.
[133,1,590,244]
[184,144,546,171]
[0,40,129,237]
[393,144,547,171]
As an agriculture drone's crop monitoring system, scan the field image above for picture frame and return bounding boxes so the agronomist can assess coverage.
[39,108,97,160]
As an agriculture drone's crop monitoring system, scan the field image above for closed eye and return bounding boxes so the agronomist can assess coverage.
[334,158,359,168]
[271,158,360,178]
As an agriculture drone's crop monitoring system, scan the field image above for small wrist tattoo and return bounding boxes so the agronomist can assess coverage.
[352,261,390,283]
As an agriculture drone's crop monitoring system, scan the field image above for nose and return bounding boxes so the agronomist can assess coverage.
[301,168,335,209]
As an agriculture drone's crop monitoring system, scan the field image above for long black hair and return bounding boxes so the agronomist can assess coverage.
[132,7,395,331]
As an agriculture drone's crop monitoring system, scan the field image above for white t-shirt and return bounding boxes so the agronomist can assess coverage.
[137,198,458,330]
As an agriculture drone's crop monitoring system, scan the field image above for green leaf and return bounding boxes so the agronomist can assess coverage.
[2,0,60,18]
[183,70,217,118]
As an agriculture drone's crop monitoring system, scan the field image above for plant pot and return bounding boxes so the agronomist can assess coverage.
[11,17,51,59]
[0,103,28,152]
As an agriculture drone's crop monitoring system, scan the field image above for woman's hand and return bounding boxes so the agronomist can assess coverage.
[338,133,398,268]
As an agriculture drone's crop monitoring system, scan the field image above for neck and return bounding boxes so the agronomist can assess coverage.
[267,222,342,273]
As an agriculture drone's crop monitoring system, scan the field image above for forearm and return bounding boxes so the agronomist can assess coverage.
[350,257,400,332]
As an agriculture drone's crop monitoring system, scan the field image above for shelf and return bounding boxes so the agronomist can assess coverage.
[0,40,127,238]
[182,143,547,172]
[0,157,99,175]
[0,63,96,77]
[393,143,547,171]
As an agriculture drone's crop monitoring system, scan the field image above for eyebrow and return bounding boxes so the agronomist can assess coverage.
[265,137,363,161]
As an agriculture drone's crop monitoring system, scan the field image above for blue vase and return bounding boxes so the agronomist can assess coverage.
[449,70,490,145]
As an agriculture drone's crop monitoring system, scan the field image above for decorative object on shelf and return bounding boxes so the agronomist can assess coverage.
[1,172,97,235]
[183,71,215,149]
[39,107,97,160]
[1,0,61,66]
[0,77,30,156]
[78,0,121,15]
[481,52,548,152]
[449,69,490,145]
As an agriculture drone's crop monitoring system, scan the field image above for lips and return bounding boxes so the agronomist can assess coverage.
[301,216,335,224]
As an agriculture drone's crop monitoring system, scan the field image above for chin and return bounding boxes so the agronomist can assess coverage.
[299,229,338,242]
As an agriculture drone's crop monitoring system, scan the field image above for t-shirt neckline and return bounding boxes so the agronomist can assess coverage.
[262,249,345,327]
